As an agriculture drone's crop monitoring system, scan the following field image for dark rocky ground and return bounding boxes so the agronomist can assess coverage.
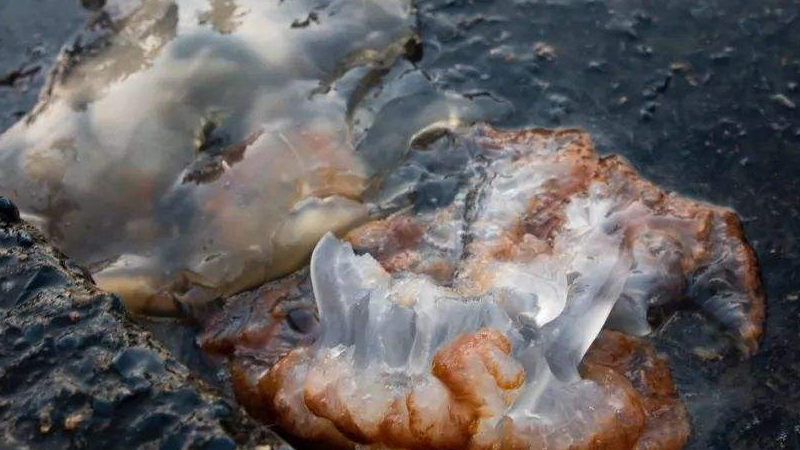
[0,199,287,449]
[1,0,799,449]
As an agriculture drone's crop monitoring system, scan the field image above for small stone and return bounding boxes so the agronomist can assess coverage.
[635,44,653,57]
[587,60,607,72]
[533,42,556,61]
[38,411,52,434]
[68,311,81,323]
[64,411,88,431]
[488,45,517,62]
[693,347,723,361]
[639,101,659,121]
[670,62,691,73]
[771,93,796,110]
[711,46,735,62]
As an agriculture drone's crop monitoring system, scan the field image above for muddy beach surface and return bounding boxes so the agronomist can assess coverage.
[1,0,799,449]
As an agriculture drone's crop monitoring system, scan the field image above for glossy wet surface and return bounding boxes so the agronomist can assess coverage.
[0,0,89,131]
[0,0,514,316]
[0,203,286,449]
[416,0,800,448]
[1,0,799,449]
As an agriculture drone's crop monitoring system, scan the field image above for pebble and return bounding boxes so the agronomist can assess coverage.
[64,411,88,431]
[670,62,691,73]
[771,93,797,110]
[586,60,607,72]
[533,42,556,60]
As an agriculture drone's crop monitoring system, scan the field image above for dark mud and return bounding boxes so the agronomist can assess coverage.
[0,200,287,450]
[417,0,800,448]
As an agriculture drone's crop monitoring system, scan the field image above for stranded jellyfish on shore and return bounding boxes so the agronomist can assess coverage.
[0,1,765,449]
[201,126,763,450]
[0,0,506,315]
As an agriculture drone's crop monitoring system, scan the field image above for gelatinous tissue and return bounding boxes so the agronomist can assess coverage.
[0,0,508,315]
[0,1,765,448]
[202,126,763,450]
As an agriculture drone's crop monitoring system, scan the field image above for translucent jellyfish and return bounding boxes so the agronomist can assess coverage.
[206,126,762,450]
[0,0,508,315]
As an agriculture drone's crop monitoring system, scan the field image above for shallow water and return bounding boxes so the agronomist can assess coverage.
[1,0,799,449]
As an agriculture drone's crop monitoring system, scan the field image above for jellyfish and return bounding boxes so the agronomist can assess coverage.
[0,0,508,315]
[201,126,762,450]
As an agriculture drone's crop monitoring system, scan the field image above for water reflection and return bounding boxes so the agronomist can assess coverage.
[0,0,509,315]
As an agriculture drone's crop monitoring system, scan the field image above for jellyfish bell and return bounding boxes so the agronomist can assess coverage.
[0,0,515,315]
[205,125,763,450]
[256,233,684,450]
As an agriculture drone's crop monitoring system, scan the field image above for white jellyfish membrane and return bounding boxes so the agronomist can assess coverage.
[264,230,641,449]
[259,126,762,450]
[0,0,510,314]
